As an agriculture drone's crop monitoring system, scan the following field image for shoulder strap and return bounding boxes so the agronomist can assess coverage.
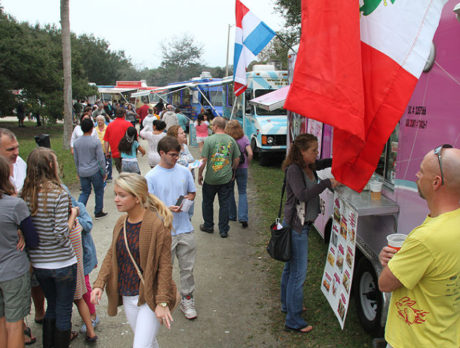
[123,217,145,285]
[277,172,287,219]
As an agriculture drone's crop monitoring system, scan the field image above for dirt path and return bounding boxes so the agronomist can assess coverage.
[26,139,278,347]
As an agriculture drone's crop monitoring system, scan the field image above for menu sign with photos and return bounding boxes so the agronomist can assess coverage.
[320,192,358,329]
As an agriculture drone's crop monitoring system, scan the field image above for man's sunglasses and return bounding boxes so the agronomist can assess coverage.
[433,144,453,185]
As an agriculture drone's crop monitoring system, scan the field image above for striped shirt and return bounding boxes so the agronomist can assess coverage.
[26,186,77,269]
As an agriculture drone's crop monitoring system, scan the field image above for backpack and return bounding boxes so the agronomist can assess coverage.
[239,147,247,165]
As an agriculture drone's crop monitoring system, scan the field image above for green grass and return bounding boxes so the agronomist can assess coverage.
[250,160,373,347]
[1,121,78,187]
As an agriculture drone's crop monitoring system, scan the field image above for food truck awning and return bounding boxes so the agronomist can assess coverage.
[98,87,138,94]
[130,90,154,97]
[249,85,290,111]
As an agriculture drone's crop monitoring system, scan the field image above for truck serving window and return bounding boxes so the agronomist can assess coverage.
[210,89,223,107]
[254,90,287,116]
[375,125,399,184]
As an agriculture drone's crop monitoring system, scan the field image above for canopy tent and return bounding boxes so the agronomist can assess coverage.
[248,85,290,111]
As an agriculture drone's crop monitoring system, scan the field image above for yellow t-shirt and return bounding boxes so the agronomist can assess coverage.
[96,125,108,153]
[385,208,460,348]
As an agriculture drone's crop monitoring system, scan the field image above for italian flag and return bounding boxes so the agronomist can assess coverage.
[284,0,447,192]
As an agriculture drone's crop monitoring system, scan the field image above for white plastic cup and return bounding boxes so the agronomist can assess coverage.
[386,233,407,251]
[370,181,383,200]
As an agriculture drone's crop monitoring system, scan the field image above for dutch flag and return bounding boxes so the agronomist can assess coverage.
[233,0,276,96]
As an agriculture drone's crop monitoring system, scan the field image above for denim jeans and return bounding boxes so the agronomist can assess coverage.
[78,171,104,214]
[228,168,248,222]
[202,181,232,235]
[280,224,311,329]
[105,152,113,180]
[34,264,77,331]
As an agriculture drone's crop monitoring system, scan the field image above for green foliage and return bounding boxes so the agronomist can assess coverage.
[256,32,299,70]
[0,12,96,120]
[154,34,206,84]
[2,121,77,186]
[274,0,302,32]
[72,34,141,85]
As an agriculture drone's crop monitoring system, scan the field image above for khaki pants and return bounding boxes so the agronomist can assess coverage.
[171,232,196,296]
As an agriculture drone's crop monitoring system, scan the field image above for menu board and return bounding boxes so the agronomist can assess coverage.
[320,192,358,329]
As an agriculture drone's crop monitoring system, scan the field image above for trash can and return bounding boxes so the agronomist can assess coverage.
[34,134,51,148]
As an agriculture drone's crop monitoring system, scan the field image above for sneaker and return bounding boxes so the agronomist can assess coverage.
[241,221,248,228]
[95,212,108,219]
[80,315,100,333]
[199,224,214,233]
[180,295,197,320]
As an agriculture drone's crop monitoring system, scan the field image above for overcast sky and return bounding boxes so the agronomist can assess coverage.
[1,0,285,69]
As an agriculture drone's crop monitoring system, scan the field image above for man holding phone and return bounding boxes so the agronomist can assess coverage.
[145,136,198,320]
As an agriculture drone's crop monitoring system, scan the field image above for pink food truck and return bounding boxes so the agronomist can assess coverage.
[252,0,460,336]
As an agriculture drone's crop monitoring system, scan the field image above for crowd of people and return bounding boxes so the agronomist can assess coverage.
[1,97,459,348]
[0,100,254,347]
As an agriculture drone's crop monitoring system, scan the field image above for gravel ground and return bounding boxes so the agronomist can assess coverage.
[25,137,278,348]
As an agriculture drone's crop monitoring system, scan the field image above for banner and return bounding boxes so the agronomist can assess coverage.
[320,192,358,329]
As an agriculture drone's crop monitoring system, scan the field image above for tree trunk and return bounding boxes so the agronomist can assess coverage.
[61,0,72,150]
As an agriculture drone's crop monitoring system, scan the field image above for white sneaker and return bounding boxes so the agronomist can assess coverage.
[180,295,197,320]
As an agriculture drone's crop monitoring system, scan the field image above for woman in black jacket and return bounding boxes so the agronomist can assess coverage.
[281,134,339,333]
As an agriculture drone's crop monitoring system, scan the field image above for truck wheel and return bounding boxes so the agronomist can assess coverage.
[354,257,384,337]
[251,139,259,160]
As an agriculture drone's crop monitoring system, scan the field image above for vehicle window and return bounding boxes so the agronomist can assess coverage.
[210,89,223,107]
[182,89,191,106]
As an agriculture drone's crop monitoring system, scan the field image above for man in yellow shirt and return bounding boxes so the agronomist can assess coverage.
[378,145,460,348]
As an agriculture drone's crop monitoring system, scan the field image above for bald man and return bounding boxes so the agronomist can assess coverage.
[378,145,460,348]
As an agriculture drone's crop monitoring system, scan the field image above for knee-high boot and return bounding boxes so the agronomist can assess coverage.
[42,318,56,348]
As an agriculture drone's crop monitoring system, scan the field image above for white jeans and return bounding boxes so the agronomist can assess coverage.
[123,295,161,348]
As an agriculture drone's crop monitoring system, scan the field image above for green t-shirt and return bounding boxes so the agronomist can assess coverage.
[385,208,460,348]
[201,133,240,185]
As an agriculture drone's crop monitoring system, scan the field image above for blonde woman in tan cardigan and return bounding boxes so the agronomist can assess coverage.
[91,173,177,348]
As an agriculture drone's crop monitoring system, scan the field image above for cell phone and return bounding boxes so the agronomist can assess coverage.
[175,195,185,206]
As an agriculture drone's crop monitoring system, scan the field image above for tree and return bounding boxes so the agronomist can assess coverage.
[61,0,72,149]
[72,34,140,84]
[256,31,299,70]
[159,34,205,84]
[274,0,301,33]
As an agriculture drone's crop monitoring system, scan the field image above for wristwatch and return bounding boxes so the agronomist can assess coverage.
[159,302,168,308]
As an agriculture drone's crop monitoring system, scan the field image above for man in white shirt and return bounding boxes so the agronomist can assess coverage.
[0,128,26,192]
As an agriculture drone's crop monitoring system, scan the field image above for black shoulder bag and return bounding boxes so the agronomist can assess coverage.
[267,174,291,262]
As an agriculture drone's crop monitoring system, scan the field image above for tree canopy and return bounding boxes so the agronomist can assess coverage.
[0,9,98,119]
[0,2,300,119]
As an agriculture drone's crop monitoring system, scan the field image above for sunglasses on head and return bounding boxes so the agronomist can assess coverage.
[433,144,453,185]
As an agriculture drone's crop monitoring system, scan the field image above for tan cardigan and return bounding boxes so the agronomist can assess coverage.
[93,209,177,316]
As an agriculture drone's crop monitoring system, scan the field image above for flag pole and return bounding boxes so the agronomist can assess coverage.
[274,32,297,54]
[225,24,233,77]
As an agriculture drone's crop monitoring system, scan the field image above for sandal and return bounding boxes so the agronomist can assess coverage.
[86,335,98,343]
[284,325,313,333]
[70,331,78,341]
[24,326,37,345]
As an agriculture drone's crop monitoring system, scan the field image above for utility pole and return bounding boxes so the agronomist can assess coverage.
[225,24,233,77]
